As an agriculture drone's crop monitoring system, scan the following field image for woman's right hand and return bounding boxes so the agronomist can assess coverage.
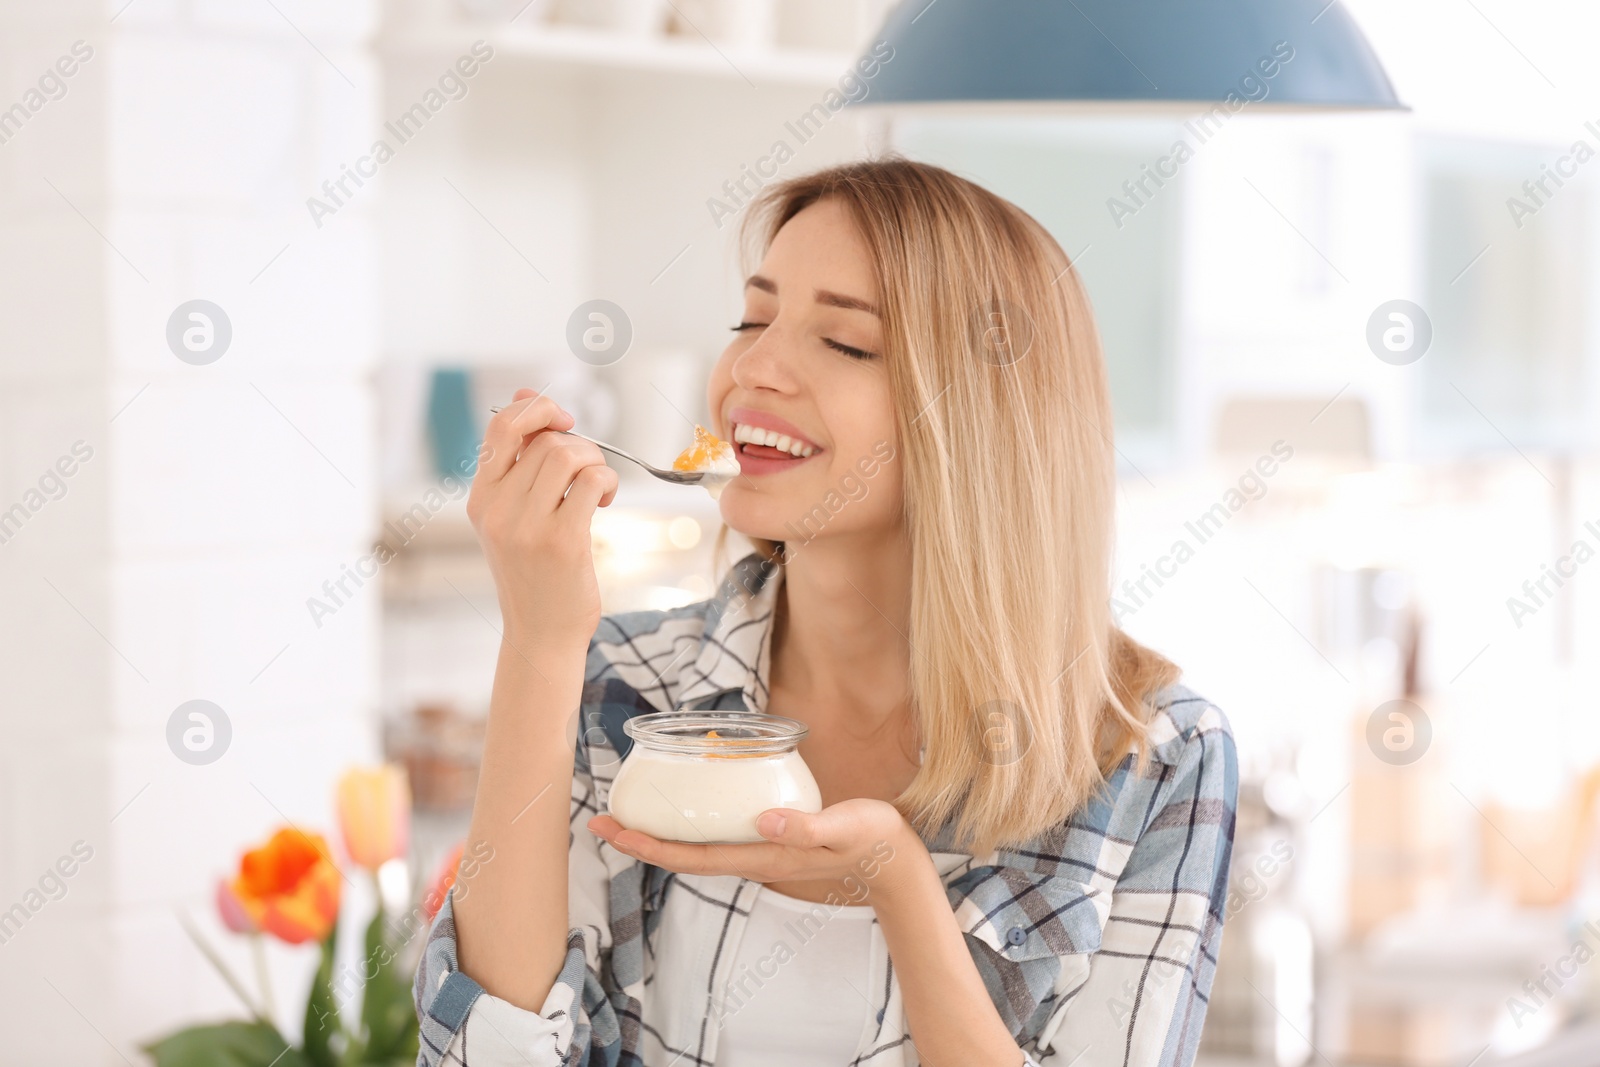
[466,388,620,653]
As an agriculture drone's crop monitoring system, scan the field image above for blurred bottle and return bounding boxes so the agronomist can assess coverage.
[1567,768,1600,1018]
[426,368,480,480]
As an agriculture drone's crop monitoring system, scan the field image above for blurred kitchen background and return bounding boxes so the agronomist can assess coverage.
[1,0,1598,1063]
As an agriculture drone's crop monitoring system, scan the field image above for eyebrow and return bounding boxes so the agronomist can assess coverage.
[744,275,880,317]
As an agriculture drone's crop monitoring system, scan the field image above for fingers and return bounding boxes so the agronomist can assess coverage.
[469,388,613,537]
[489,425,572,495]
[526,435,611,514]
[758,799,904,852]
[558,463,620,524]
[587,817,787,877]
[505,392,575,442]
[585,815,655,859]
[756,808,833,849]
[474,391,572,487]
[607,828,722,874]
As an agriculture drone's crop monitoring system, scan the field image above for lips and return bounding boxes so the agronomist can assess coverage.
[726,406,824,475]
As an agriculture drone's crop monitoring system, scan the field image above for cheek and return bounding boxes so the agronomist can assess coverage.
[706,353,736,436]
[818,449,901,526]
[863,459,902,521]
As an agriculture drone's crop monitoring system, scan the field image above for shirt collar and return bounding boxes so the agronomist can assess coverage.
[671,552,1196,772]
[670,553,977,865]
[673,551,784,714]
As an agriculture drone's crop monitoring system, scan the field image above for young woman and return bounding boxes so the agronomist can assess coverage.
[414,158,1237,1067]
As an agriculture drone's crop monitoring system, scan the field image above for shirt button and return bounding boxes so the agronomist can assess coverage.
[1006,926,1028,947]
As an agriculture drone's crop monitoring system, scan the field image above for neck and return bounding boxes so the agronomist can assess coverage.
[769,529,914,718]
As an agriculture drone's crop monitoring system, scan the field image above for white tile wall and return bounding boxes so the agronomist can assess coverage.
[108,378,374,553]
[0,218,109,381]
[0,2,379,1060]
[108,37,306,207]
[190,0,380,39]
[2,913,120,1063]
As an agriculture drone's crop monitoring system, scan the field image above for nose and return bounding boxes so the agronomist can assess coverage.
[730,323,801,396]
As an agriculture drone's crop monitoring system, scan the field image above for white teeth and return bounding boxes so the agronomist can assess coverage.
[732,423,818,458]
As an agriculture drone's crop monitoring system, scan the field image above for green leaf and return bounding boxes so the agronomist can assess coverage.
[359,904,420,1063]
[303,923,343,1067]
[142,1021,309,1067]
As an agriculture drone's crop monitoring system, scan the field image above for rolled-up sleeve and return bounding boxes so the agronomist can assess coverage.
[413,707,625,1067]
[414,892,590,1065]
[1032,705,1238,1067]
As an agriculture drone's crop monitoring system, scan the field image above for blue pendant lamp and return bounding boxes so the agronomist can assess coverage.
[855,0,1402,110]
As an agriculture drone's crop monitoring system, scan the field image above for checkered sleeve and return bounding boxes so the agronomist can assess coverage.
[412,666,627,1066]
[1031,702,1237,1067]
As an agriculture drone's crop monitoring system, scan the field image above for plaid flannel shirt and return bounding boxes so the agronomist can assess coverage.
[415,552,1237,1067]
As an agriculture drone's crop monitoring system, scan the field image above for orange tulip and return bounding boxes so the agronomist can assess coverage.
[336,765,411,872]
[422,841,465,922]
[229,828,341,945]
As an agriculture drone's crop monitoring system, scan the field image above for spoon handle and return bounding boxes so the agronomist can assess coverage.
[560,430,652,474]
[487,407,704,484]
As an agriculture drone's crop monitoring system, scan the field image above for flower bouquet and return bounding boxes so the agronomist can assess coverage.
[144,766,461,1067]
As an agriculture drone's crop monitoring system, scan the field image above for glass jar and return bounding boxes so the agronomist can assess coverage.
[608,712,822,843]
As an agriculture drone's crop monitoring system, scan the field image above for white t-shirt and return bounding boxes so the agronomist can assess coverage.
[713,883,878,1065]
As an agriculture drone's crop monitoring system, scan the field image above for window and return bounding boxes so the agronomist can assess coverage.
[1420,137,1593,454]
[892,116,1184,469]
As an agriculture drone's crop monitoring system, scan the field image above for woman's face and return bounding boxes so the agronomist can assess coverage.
[708,198,902,549]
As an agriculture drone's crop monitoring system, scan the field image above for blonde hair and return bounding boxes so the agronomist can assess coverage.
[717,157,1180,854]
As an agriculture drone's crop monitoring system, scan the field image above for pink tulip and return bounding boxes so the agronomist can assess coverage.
[215,878,258,934]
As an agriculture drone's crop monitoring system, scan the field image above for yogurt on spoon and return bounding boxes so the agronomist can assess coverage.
[672,425,740,498]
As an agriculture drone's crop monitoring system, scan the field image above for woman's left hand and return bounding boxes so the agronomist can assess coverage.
[587,798,919,891]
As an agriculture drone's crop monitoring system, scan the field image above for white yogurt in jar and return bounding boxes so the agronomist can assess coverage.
[608,713,822,843]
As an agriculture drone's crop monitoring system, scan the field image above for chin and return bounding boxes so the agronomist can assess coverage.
[717,487,792,545]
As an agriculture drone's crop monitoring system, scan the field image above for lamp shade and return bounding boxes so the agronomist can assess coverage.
[855,0,1402,110]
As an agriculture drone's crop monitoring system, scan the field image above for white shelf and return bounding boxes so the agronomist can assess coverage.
[379,22,861,87]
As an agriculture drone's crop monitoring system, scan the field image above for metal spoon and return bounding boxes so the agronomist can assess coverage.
[488,408,729,488]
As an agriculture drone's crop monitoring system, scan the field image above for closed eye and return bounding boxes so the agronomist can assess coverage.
[730,321,877,360]
[824,338,876,361]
